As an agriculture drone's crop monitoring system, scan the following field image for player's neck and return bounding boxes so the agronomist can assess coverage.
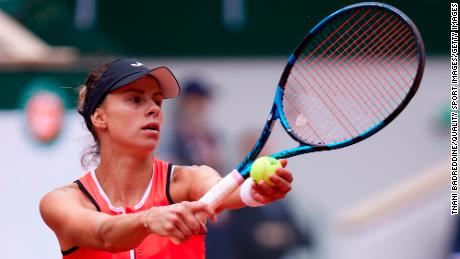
[95,148,153,208]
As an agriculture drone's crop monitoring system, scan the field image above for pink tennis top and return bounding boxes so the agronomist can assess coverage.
[62,158,205,259]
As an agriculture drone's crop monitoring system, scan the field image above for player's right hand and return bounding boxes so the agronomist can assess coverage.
[143,201,216,243]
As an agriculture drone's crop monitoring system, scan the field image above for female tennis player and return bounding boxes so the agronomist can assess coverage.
[39,58,294,259]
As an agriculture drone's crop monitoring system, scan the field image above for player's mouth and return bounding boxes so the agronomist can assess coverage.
[141,122,160,133]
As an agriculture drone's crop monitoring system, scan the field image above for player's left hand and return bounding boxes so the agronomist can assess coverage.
[250,159,293,204]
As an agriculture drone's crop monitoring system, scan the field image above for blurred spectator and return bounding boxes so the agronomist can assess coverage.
[449,218,460,259]
[170,80,224,172]
[168,79,234,258]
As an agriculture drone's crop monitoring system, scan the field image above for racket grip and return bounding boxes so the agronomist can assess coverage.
[169,170,244,245]
[199,169,245,208]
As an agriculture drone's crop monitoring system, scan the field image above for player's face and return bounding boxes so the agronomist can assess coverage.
[100,75,164,152]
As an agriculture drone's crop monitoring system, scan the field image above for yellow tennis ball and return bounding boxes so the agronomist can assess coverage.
[250,156,281,186]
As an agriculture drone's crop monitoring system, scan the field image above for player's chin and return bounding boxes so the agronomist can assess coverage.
[132,143,158,155]
[133,135,160,151]
[139,130,160,141]
[143,138,159,149]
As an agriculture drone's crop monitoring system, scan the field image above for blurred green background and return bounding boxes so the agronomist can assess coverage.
[0,0,447,109]
[0,0,446,56]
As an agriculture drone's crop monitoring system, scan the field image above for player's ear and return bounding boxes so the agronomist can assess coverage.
[91,107,107,130]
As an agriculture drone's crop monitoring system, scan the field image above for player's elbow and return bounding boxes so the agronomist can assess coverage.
[95,225,120,252]
[97,235,124,253]
[95,224,134,253]
[38,194,50,223]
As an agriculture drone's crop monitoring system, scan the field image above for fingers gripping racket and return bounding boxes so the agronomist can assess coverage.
[200,2,425,210]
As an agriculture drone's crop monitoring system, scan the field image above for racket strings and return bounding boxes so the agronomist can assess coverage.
[335,14,417,100]
[319,16,410,112]
[289,11,384,139]
[307,11,411,110]
[283,7,420,145]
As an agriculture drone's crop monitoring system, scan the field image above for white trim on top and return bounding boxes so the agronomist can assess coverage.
[134,173,153,210]
[90,169,154,214]
[170,165,175,182]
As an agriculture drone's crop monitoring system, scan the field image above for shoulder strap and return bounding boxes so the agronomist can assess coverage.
[165,163,175,204]
[74,179,101,212]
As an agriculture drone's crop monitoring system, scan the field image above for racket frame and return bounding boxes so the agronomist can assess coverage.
[237,2,425,176]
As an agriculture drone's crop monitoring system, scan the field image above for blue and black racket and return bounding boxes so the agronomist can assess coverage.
[200,2,425,208]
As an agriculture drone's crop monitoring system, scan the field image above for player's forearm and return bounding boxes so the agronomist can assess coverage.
[94,212,150,252]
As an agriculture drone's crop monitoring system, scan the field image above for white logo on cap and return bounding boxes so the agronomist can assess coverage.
[131,62,143,67]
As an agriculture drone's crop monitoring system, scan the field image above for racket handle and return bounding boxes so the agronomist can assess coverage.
[199,169,245,207]
[169,170,244,245]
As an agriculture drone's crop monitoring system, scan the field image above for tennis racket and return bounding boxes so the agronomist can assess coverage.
[199,2,425,211]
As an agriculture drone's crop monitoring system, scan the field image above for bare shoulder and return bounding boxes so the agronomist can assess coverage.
[170,165,222,202]
[40,183,91,209]
[172,165,220,182]
[39,183,95,229]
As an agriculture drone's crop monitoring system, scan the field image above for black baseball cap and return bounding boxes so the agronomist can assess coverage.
[81,57,180,116]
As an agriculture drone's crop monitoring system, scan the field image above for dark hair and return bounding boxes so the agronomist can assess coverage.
[77,64,109,168]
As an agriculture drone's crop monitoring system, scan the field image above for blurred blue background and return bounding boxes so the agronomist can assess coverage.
[0,0,451,258]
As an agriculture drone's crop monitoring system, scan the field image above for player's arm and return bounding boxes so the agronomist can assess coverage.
[40,185,216,252]
[183,159,293,211]
[40,186,149,252]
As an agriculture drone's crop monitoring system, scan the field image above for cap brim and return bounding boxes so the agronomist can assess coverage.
[149,67,180,99]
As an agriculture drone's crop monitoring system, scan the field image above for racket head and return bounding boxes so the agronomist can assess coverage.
[275,2,425,151]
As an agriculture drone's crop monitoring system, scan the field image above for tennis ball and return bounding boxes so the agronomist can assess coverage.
[250,156,282,186]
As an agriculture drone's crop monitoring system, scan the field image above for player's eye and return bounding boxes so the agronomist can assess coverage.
[129,96,143,104]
